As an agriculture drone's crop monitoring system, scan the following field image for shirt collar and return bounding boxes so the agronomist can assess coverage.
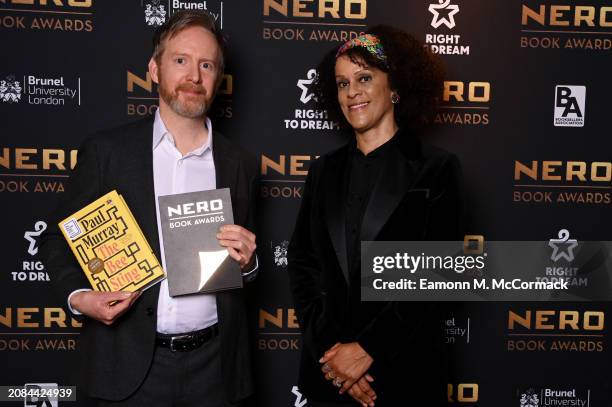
[152,109,213,156]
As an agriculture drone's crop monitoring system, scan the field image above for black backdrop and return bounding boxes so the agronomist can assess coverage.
[1,0,611,406]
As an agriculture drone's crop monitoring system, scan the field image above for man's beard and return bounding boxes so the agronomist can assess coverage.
[159,79,211,119]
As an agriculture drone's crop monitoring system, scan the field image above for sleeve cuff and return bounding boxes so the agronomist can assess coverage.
[241,255,258,282]
[67,288,92,315]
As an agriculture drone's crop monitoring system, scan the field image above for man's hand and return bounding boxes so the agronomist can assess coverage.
[347,374,377,407]
[70,291,141,325]
[319,342,374,395]
[217,224,256,270]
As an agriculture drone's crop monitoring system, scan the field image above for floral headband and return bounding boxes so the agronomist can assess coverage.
[335,34,389,68]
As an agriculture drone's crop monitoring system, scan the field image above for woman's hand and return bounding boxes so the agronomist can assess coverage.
[319,342,374,394]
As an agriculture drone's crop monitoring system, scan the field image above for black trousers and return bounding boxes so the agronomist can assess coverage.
[96,335,239,407]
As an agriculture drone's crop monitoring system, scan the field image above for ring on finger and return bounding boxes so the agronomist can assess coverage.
[333,377,343,388]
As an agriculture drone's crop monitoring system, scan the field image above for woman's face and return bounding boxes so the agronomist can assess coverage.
[335,54,395,135]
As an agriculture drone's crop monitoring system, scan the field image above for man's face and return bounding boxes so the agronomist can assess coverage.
[149,25,221,119]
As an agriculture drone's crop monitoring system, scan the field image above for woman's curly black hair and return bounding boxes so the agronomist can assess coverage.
[311,25,444,132]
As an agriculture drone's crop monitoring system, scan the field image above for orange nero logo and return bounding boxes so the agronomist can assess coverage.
[259,308,300,329]
[508,310,604,331]
[522,4,612,28]
[0,307,82,329]
[514,161,612,183]
[443,81,490,103]
[263,0,366,19]
[447,383,478,403]
[1,0,92,7]
[0,147,77,171]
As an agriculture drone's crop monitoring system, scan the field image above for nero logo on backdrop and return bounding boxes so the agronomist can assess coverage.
[424,0,470,55]
[554,85,586,127]
[434,80,490,126]
[260,154,318,199]
[258,308,301,351]
[518,387,591,407]
[262,0,367,42]
[520,5,611,51]
[271,240,289,268]
[0,73,80,107]
[284,68,339,131]
[513,160,610,205]
[0,0,94,32]
[13,221,50,282]
[144,0,224,28]
[506,309,605,352]
[448,383,478,404]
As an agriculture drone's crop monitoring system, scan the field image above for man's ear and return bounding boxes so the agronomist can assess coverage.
[148,58,160,84]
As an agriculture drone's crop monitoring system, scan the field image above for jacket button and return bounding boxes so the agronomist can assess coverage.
[146,307,154,316]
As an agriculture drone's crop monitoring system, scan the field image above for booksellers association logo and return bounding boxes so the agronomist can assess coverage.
[144,0,167,26]
[0,75,22,103]
[429,0,459,29]
[554,85,586,127]
[291,385,307,407]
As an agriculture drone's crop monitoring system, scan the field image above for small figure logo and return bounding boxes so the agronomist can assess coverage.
[0,75,22,103]
[297,69,318,105]
[291,385,308,407]
[145,0,167,27]
[520,389,540,407]
[24,221,47,256]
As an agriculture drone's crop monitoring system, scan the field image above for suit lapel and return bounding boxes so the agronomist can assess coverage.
[360,137,421,242]
[324,147,351,283]
[212,132,239,208]
[127,118,162,305]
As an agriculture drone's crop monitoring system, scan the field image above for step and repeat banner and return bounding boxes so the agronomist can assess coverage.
[1,0,611,406]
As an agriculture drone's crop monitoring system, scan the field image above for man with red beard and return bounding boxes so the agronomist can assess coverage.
[41,11,258,407]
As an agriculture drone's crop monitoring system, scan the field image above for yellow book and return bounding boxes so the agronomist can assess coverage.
[58,190,165,292]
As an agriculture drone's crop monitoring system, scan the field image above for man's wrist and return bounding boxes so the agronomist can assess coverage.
[67,289,91,315]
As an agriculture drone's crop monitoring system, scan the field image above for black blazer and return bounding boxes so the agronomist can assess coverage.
[40,117,258,402]
[288,132,464,406]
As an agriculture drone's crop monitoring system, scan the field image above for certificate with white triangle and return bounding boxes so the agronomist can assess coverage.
[157,188,243,296]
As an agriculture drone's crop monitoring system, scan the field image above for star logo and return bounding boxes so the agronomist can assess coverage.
[548,229,578,262]
[429,0,460,29]
[297,69,317,104]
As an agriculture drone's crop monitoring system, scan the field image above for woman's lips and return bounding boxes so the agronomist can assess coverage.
[349,102,369,111]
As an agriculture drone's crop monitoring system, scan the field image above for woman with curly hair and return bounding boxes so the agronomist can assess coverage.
[288,26,465,407]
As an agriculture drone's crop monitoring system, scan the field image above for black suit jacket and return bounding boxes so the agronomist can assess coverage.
[40,117,257,402]
[288,132,464,405]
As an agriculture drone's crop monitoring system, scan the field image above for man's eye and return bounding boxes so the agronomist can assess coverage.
[201,62,212,70]
[176,57,185,64]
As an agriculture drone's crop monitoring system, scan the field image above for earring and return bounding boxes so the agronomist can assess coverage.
[391,92,400,104]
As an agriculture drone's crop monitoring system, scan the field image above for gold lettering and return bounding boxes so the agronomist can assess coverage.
[514,161,537,181]
[550,5,571,26]
[290,155,310,176]
[542,161,562,181]
[259,308,283,328]
[566,161,586,181]
[15,148,37,170]
[127,71,152,93]
[261,155,285,175]
[17,307,39,328]
[521,4,545,26]
[43,149,65,170]
[263,0,288,16]
[574,6,595,27]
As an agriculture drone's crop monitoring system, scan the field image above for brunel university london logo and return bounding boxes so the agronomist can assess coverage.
[143,0,224,28]
[554,85,586,127]
[0,75,21,103]
[424,0,470,56]
[518,388,591,407]
[144,0,167,26]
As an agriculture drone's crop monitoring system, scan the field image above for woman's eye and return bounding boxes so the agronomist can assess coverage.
[359,75,371,83]
[337,81,348,88]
